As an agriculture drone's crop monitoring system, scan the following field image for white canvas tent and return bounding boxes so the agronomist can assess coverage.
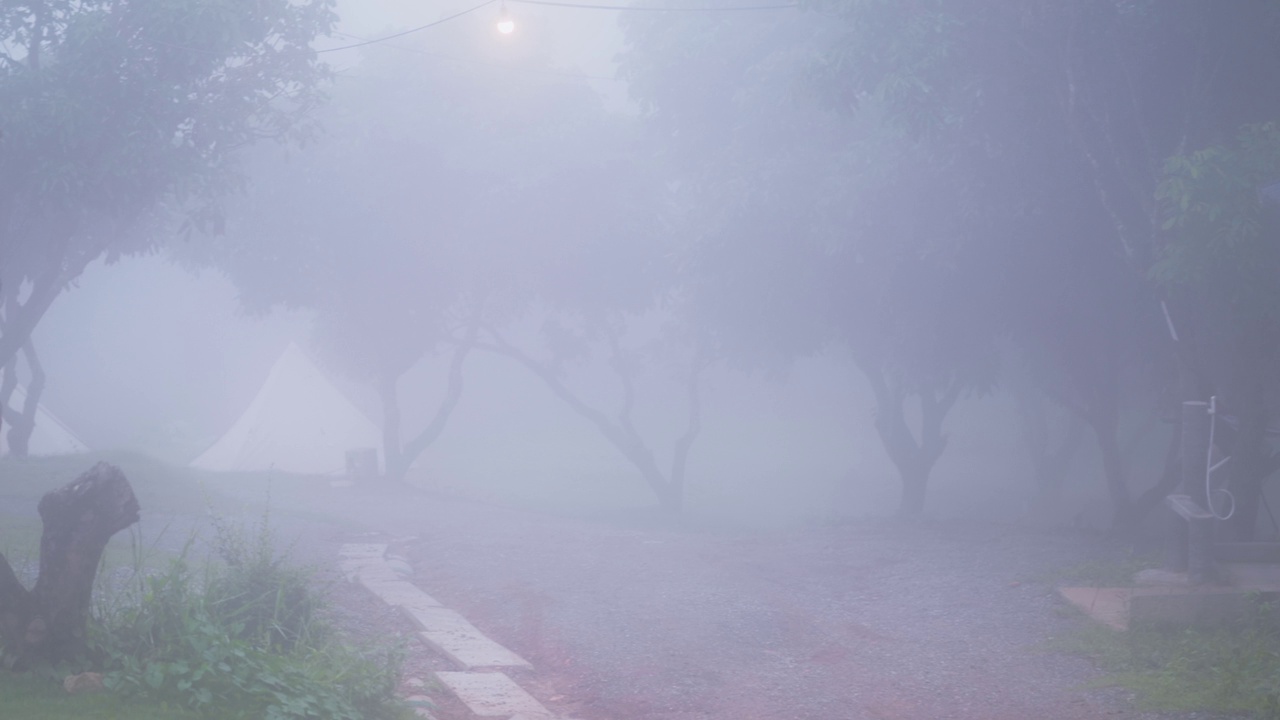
[191,343,382,475]
[0,385,90,456]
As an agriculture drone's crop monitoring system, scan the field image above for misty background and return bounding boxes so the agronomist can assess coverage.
[4,0,1277,535]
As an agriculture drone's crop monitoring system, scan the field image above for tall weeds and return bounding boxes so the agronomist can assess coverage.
[89,510,407,720]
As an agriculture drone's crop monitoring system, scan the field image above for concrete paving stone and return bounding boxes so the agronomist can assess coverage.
[1062,582,1280,631]
[339,558,385,582]
[362,577,443,609]
[1059,587,1129,631]
[356,562,405,583]
[434,672,550,718]
[384,557,414,576]
[339,543,387,559]
[408,606,530,669]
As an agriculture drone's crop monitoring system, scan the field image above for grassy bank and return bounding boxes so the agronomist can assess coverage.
[0,672,205,719]
[0,453,410,719]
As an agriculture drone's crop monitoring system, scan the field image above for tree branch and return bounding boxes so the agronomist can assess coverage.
[604,328,640,443]
[473,329,674,504]
[399,322,478,471]
[669,341,708,500]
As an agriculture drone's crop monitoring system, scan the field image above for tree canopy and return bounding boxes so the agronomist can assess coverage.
[0,0,336,369]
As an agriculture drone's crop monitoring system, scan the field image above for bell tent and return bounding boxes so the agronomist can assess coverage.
[191,343,381,476]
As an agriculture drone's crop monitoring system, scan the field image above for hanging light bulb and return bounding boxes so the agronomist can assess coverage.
[496,2,515,34]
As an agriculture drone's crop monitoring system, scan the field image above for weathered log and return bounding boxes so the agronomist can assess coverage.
[0,462,140,669]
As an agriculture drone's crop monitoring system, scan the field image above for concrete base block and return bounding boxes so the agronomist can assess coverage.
[339,543,388,559]
[362,577,443,610]
[408,606,531,669]
[435,671,550,718]
[1061,582,1280,631]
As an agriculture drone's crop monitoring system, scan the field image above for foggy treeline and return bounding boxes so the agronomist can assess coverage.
[2,1,1280,537]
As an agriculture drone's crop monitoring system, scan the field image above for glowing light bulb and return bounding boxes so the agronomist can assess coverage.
[497,4,515,34]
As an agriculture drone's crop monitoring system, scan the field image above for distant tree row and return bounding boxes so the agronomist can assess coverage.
[617,0,1280,535]
[4,1,1279,539]
[0,0,335,454]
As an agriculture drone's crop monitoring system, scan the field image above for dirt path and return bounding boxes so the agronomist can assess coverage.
[397,508,1135,720]
[0,473,1219,720]
[235,484,1200,720]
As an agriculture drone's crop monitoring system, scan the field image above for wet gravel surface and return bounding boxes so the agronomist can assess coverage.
[1,481,1242,720]
[392,504,1156,720]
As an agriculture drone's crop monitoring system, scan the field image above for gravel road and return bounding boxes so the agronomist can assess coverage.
[387,503,1152,720]
[218,481,1237,720]
[1,474,1235,720]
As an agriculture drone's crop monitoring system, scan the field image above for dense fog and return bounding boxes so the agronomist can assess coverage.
[3,1,1279,535]
[9,3,1280,719]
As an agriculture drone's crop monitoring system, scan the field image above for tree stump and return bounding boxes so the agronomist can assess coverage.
[0,462,140,669]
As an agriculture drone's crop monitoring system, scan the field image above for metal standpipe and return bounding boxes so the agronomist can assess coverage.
[1182,400,1214,584]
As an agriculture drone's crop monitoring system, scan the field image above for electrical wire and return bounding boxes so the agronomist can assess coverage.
[510,0,797,9]
[316,1,499,53]
[319,0,799,55]
[135,0,798,59]
[330,30,622,82]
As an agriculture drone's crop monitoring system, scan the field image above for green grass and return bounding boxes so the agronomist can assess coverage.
[0,451,211,512]
[1,452,270,581]
[0,671,207,718]
[0,451,364,552]
[0,453,411,719]
[1059,604,1280,717]
[1039,550,1161,587]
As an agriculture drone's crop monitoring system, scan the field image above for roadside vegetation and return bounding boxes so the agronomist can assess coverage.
[1046,552,1280,718]
[0,458,410,720]
[1063,605,1280,718]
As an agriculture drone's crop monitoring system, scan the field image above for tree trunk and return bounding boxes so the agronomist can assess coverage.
[0,353,15,452]
[392,331,475,483]
[898,464,930,517]
[474,330,702,515]
[656,480,683,515]
[667,343,706,516]
[859,362,956,518]
[378,372,404,481]
[1015,386,1087,516]
[0,267,66,372]
[4,342,46,458]
[0,463,140,669]
[0,279,3,443]
[1131,416,1183,518]
[1090,418,1136,533]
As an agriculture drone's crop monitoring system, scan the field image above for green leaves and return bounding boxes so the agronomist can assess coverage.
[0,0,337,368]
[90,517,405,719]
[1153,123,1280,317]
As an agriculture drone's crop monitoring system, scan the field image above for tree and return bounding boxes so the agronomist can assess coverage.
[804,0,1280,531]
[0,338,46,458]
[618,4,1000,515]
[0,463,139,668]
[0,0,336,379]
[466,147,700,512]
[195,37,678,492]
[1155,123,1280,539]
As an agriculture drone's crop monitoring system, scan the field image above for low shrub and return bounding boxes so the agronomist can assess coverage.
[1064,600,1280,718]
[90,513,408,720]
